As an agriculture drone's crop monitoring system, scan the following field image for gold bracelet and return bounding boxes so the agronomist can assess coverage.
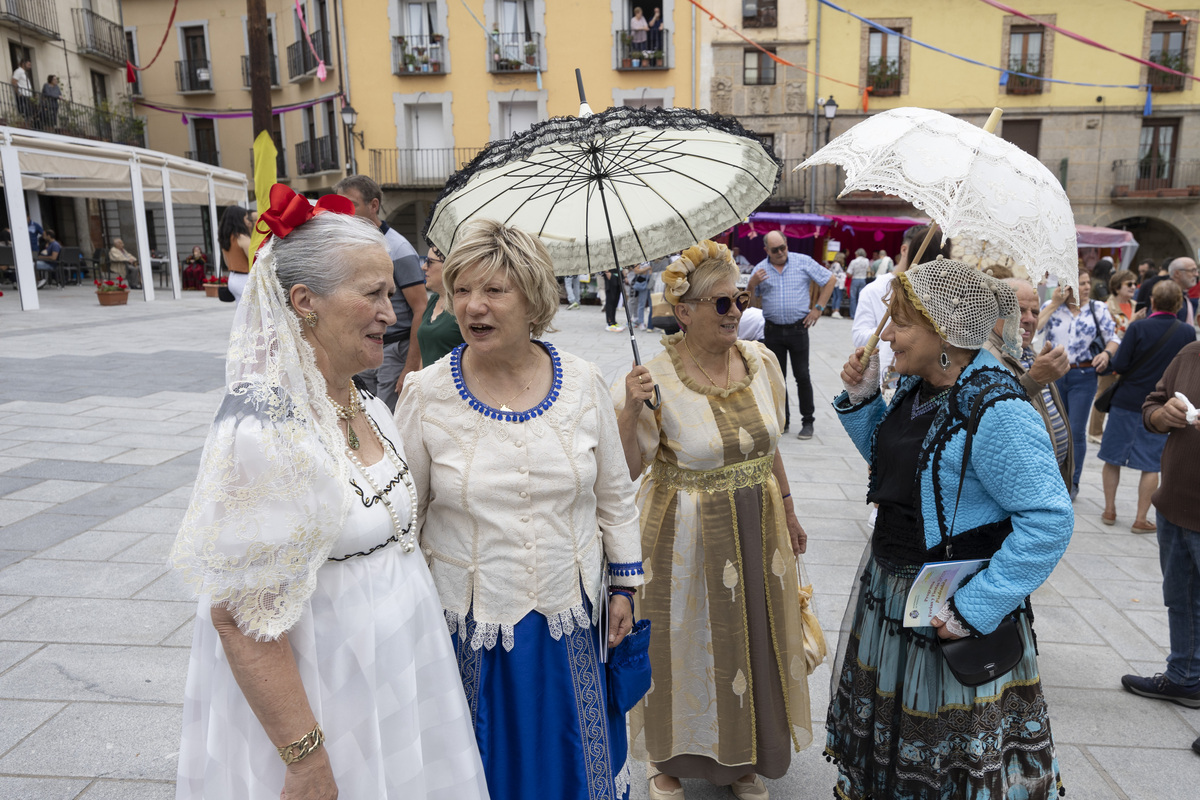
[277,723,324,765]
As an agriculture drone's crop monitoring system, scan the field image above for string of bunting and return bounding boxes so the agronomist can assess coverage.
[684,0,873,110]
[975,0,1199,83]
[124,0,180,83]
[136,93,342,126]
[1118,0,1198,25]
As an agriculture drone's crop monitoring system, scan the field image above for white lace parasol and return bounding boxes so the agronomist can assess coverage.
[799,107,1078,291]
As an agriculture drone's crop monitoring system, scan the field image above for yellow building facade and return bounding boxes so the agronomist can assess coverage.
[807,0,1200,260]
[342,1,698,240]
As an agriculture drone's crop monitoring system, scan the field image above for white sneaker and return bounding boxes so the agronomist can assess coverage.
[831,311,842,319]
[607,324,626,332]
[36,278,47,288]
[568,302,580,310]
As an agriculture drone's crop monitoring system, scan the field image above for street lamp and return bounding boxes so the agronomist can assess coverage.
[341,102,364,174]
[822,95,838,145]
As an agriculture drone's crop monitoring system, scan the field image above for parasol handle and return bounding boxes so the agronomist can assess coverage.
[859,222,938,368]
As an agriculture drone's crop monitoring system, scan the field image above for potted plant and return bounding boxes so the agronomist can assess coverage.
[524,41,537,65]
[95,277,130,305]
[652,49,663,67]
[620,32,633,68]
[203,275,227,297]
[405,53,418,72]
[631,55,641,68]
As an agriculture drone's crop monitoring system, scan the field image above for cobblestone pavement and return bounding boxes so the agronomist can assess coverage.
[1,286,1197,799]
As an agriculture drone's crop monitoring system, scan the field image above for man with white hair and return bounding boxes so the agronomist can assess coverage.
[983,278,1073,487]
[1167,257,1198,327]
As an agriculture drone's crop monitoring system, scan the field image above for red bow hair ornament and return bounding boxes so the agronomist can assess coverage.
[256,183,354,245]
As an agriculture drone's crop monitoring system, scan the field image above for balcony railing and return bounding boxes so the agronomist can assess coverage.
[370,147,482,188]
[287,30,331,80]
[0,82,144,146]
[487,32,542,73]
[71,8,124,66]
[867,59,901,97]
[617,27,668,70]
[175,59,213,93]
[1147,51,1187,92]
[393,34,447,75]
[250,145,288,179]
[0,0,59,41]
[242,55,280,88]
[185,149,220,167]
[295,135,339,176]
[1006,59,1043,95]
[1112,158,1200,198]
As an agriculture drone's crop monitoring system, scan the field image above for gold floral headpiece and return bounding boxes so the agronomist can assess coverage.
[662,240,732,305]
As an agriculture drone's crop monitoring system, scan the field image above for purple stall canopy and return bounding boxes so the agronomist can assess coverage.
[1076,224,1139,271]
[738,212,833,240]
[828,214,930,232]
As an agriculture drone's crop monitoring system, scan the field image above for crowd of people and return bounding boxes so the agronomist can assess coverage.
[164,173,1200,800]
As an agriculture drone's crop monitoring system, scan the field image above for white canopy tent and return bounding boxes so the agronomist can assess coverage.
[1,125,250,311]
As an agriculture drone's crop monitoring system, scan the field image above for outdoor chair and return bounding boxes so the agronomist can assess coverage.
[57,247,84,285]
[0,245,14,287]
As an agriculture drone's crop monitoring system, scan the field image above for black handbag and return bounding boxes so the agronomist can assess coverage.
[218,285,235,302]
[936,382,1026,687]
[1093,321,1183,413]
[1086,301,1107,358]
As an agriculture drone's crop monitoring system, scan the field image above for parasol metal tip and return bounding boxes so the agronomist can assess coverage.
[579,102,594,118]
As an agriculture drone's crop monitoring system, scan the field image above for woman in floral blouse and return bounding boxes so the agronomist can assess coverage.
[1037,265,1119,498]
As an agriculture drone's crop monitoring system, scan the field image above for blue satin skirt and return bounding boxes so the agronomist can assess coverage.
[451,604,631,800]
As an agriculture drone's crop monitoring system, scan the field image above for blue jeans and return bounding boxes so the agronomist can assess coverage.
[630,286,650,328]
[849,278,867,319]
[564,275,581,305]
[1158,516,1200,687]
[1054,367,1097,490]
[830,285,844,314]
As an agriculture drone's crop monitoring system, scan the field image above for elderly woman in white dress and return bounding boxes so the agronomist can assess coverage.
[396,219,644,800]
[170,186,488,800]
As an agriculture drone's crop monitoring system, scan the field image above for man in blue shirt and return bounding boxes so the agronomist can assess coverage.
[748,230,836,439]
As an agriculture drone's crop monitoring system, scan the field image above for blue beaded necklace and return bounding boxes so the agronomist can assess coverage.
[450,341,563,423]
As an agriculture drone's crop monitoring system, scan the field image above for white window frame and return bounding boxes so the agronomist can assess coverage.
[487,89,547,141]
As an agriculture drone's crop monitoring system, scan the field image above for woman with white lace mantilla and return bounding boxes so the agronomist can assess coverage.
[829,258,1073,800]
[616,241,814,800]
[170,187,488,800]
[395,220,644,800]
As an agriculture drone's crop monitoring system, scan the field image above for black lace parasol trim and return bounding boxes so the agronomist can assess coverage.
[421,104,782,245]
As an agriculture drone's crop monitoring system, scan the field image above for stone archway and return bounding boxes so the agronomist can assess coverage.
[1105,215,1193,266]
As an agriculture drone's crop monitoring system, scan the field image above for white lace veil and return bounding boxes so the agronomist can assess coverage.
[169,232,351,641]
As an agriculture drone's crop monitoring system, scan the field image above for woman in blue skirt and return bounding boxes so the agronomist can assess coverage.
[397,220,644,800]
[829,259,1074,800]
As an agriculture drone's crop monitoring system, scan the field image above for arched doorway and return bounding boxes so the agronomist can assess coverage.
[1107,216,1191,265]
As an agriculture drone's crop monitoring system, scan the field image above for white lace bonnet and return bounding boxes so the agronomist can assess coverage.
[169,189,366,641]
[896,256,1021,357]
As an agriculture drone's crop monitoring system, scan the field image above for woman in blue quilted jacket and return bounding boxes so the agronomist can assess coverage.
[826,258,1074,800]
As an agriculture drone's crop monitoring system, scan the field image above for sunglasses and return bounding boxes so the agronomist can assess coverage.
[768,245,788,255]
[693,292,751,315]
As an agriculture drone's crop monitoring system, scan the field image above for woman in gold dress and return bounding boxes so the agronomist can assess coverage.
[615,241,814,800]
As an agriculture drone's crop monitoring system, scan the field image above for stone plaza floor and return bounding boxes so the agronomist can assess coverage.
[0,285,1197,799]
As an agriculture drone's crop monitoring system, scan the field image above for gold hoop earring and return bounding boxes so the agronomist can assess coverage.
[304,311,318,328]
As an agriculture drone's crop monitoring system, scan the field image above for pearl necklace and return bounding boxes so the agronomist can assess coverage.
[342,412,418,555]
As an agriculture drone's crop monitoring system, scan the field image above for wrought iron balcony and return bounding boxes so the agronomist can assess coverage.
[0,82,145,146]
[242,55,280,88]
[185,149,221,167]
[393,34,447,75]
[0,0,60,41]
[369,147,482,188]
[867,58,901,97]
[250,145,288,179]
[287,30,331,80]
[175,59,213,93]
[71,7,125,66]
[1112,158,1200,199]
[295,135,339,176]
[617,28,668,70]
[1006,59,1043,95]
[1147,51,1187,92]
[487,32,541,74]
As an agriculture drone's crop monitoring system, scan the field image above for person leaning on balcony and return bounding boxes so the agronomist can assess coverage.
[40,75,60,128]
[647,7,663,50]
[335,174,426,411]
[108,238,140,287]
[630,6,649,49]
[11,58,33,121]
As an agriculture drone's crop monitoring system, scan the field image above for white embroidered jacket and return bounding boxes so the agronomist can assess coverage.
[395,346,644,651]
